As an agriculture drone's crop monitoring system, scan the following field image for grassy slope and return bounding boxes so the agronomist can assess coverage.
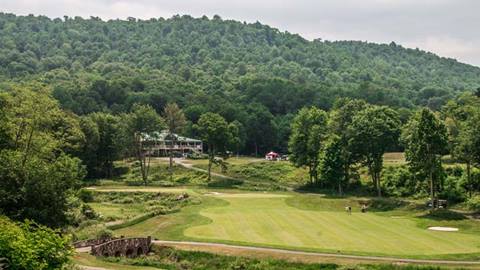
[74,253,159,270]
[184,157,308,189]
[113,190,480,259]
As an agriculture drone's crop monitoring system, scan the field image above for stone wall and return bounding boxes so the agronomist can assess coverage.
[91,237,151,258]
[73,237,118,248]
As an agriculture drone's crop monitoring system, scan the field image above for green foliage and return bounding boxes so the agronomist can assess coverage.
[318,135,347,193]
[466,195,480,212]
[349,106,401,196]
[102,245,339,270]
[382,166,417,197]
[195,113,231,180]
[444,94,480,197]
[163,102,187,173]
[289,106,328,184]
[0,216,72,270]
[79,112,124,179]
[74,190,191,238]
[402,108,448,204]
[96,228,114,239]
[97,245,463,269]
[327,98,369,189]
[78,189,95,203]
[0,86,86,227]
[1,13,478,156]
[125,104,165,185]
[0,150,85,227]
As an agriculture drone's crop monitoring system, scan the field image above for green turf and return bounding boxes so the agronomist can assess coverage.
[89,202,146,221]
[115,190,480,259]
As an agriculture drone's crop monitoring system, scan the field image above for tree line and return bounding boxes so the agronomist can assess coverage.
[289,93,480,207]
[1,13,480,157]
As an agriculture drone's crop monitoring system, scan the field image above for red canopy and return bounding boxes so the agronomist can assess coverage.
[266,152,279,157]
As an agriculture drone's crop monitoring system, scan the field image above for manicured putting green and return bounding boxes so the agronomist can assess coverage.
[183,193,480,256]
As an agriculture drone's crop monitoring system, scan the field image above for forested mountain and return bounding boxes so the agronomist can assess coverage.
[1,13,480,154]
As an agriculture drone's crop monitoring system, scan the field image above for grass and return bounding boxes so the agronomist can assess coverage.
[113,189,480,259]
[383,152,407,166]
[188,159,308,189]
[75,246,470,270]
[74,190,193,240]
[74,253,159,270]
[88,202,146,221]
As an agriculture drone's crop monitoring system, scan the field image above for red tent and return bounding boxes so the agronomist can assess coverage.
[265,151,279,160]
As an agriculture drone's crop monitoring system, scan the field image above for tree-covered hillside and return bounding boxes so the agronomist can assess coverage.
[1,13,480,154]
[1,13,480,109]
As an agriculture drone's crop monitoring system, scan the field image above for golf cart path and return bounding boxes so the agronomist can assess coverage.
[76,240,480,266]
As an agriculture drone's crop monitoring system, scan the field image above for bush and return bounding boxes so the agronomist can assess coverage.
[81,204,98,219]
[78,189,94,203]
[467,195,480,211]
[96,228,114,239]
[367,198,407,211]
[438,176,466,203]
[420,209,467,220]
[382,166,416,197]
[0,216,72,270]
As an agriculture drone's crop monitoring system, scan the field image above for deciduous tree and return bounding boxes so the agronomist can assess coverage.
[289,107,328,184]
[349,106,401,197]
[163,103,187,173]
[402,108,448,209]
[125,104,165,185]
[195,113,230,181]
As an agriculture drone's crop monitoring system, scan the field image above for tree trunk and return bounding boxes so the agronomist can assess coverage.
[308,165,313,186]
[467,161,472,198]
[21,124,35,168]
[430,168,435,210]
[135,134,148,186]
[207,145,214,181]
[338,181,343,196]
[376,171,382,197]
[254,141,258,157]
[169,133,174,181]
[208,154,212,181]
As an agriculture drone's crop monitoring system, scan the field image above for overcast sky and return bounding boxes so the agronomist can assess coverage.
[2,0,479,67]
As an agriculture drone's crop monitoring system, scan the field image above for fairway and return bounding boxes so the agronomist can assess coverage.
[181,193,480,256]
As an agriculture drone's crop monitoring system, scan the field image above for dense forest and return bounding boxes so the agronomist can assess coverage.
[1,13,480,154]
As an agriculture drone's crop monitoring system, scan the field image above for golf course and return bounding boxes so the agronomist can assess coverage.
[102,186,480,259]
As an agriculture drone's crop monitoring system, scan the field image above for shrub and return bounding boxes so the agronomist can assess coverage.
[438,176,466,203]
[467,195,480,212]
[0,216,72,270]
[78,189,94,203]
[382,165,415,197]
[367,198,407,211]
[420,209,467,220]
[96,228,114,239]
[81,204,98,219]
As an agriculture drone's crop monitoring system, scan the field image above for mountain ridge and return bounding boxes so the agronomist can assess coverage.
[0,12,479,114]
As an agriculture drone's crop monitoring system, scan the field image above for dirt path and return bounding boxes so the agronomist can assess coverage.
[174,158,241,180]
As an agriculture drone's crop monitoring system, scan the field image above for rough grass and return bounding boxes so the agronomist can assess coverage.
[75,246,473,270]
[74,190,192,240]
[192,159,308,189]
[383,152,407,166]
